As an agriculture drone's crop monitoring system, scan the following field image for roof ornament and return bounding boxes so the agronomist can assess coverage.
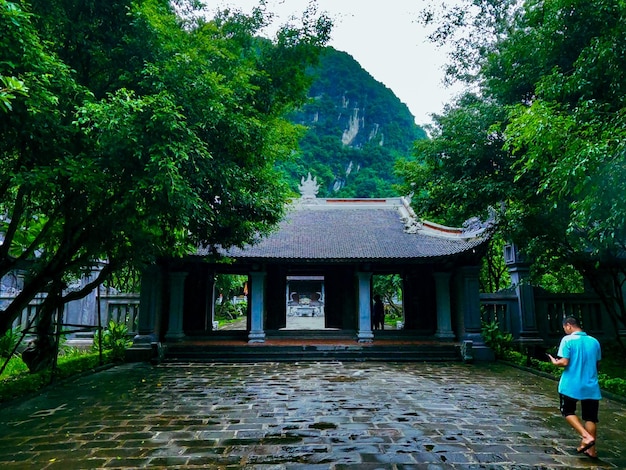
[299,172,319,199]
[399,195,423,233]
[462,206,498,237]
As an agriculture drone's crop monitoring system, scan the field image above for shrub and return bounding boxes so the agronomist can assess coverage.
[92,320,132,360]
[0,370,49,402]
[0,326,22,358]
[0,350,114,403]
[481,320,513,359]
[215,301,241,321]
[598,374,626,397]
[502,344,626,399]
[0,355,28,378]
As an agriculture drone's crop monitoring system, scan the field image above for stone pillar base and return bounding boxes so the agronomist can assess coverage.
[357,331,374,343]
[248,330,266,343]
[165,332,185,342]
[127,337,164,363]
[132,333,156,345]
[471,344,496,362]
[435,331,456,341]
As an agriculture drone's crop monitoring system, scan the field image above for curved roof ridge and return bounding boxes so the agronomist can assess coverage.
[202,197,494,261]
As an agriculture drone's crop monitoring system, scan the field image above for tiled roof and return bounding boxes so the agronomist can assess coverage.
[209,198,492,262]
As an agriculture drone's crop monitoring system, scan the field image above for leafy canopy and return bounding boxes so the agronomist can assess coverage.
[0,0,331,340]
[400,0,626,326]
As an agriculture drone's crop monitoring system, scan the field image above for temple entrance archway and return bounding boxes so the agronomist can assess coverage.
[137,196,493,357]
[284,275,330,330]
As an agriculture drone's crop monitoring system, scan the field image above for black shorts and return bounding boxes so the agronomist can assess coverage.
[559,394,599,423]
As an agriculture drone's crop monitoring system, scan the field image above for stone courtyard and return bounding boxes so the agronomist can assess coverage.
[0,361,625,469]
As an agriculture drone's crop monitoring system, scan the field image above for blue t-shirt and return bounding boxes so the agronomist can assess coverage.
[557,331,602,400]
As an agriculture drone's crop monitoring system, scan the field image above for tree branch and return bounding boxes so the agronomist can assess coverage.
[61,262,116,304]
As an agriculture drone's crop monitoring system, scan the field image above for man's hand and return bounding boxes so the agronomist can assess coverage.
[547,353,569,367]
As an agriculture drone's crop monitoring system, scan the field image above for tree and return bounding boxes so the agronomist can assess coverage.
[498,0,626,335]
[405,0,626,338]
[0,0,331,370]
[396,93,511,226]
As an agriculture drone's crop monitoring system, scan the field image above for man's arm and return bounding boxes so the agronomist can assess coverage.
[547,354,569,367]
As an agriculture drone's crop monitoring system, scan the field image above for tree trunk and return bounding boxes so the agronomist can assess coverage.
[21,288,62,373]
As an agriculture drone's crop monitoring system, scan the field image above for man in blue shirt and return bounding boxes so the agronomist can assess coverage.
[548,316,601,458]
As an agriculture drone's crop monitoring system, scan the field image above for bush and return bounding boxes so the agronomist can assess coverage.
[0,326,22,357]
[0,350,114,403]
[92,320,132,360]
[0,370,49,402]
[0,355,28,377]
[215,301,241,321]
[502,345,626,399]
[481,320,513,359]
[598,374,626,397]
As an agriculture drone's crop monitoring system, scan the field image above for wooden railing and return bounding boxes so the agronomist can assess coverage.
[99,294,140,334]
[479,292,517,332]
[535,293,604,338]
[2,292,140,337]
[479,291,609,344]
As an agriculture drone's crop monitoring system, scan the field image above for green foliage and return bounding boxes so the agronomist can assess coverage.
[0,74,28,112]
[481,320,513,359]
[502,347,626,398]
[598,375,626,397]
[0,354,28,377]
[55,350,114,378]
[502,349,561,375]
[0,350,114,403]
[215,301,245,323]
[0,326,22,357]
[419,0,520,86]
[404,0,626,332]
[481,234,511,293]
[104,266,142,293]
[215,274,248,301]
[396,93,511,226]
[0,366,48,403]
[372,274,403,320]
[92,320,132,361]
[60,344,87,358]
[534,264,584,294]
[0,0,331,339]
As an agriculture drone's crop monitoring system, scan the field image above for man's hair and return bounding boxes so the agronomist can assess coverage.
[563,316,581,328]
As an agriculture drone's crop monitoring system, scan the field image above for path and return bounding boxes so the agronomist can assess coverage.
[1,361,625,469]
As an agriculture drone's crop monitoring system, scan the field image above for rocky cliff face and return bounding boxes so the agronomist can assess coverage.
[284,47,427,198]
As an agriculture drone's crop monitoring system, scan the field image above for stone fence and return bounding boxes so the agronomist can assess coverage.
[4,287,623,349]
[3,292,140,339]
[480,290,624,347]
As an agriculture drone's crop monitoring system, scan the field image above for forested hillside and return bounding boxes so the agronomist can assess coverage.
[281,48,427,198]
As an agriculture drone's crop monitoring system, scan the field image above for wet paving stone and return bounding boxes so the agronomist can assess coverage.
[0,361,625,469]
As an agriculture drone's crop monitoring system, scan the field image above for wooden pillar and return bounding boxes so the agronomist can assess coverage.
[128,265,163,360]
[357,271,374,342]
[455,265,492,361]
[165,272,188,342]
[248,271,266,343]
[434,272,455,340]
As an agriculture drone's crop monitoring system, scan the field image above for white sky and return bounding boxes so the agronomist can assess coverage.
[207,0,464,127]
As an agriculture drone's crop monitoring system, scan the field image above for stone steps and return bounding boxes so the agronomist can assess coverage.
[163,341,462,363]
